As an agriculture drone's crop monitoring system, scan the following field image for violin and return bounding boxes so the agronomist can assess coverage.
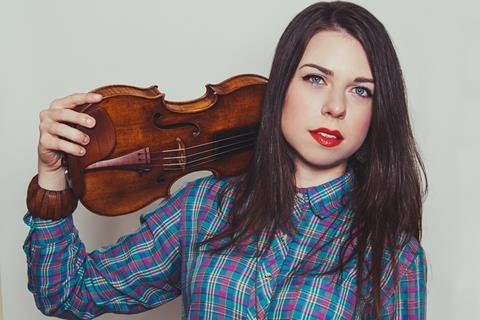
[65,74,267,216]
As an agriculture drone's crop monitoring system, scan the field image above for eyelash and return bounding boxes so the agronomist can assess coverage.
[302,74,373,98]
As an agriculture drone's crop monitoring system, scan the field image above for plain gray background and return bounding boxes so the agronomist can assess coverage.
[1,0,479,319]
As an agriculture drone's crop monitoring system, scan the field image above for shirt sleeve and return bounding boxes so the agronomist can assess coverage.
[22,183,190,319]
[382,245,427,319]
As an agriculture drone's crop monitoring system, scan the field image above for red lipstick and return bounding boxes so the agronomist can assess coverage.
[308,127,344,147]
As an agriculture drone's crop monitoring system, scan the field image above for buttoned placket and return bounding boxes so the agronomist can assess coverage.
[252,230,291,319]
[251,175,351,319]
[251,191,308,320]
[253,245,277,319]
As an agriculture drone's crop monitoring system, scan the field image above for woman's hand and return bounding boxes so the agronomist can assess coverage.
[37,92,102,190]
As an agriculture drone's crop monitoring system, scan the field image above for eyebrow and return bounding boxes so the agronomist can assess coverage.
[300,63,374,83]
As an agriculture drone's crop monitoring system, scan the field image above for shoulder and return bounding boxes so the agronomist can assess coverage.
[381,232,425,275]
[184,174,233,193]
[395,233,426,272]
[398,234,427,286]
[173,175,239,245]
[379,233,427,315]
[180,174,236,206]
[174,174,238,221]
[381,233,427,296]
[141,175,236,230]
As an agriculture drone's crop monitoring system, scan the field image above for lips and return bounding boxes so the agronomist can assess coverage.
[308,127,344,147]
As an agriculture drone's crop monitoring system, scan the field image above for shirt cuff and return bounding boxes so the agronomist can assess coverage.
[23,211,76,243]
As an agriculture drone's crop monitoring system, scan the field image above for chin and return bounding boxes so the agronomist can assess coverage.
[295,152,348,171]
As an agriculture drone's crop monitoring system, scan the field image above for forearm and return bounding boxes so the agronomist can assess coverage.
[23,213,106,319]
[37,161,67,191]
[23,202,183,319]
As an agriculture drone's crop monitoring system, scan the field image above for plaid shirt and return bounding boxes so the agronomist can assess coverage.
[23,171,426,319]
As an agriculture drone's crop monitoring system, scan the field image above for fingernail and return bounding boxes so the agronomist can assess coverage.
[83,135,89,144]
[86,118,95,126]
[79,148,85,155]
[93,93,102,100]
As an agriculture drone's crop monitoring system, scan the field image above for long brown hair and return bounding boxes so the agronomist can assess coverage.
[196,1,428,318]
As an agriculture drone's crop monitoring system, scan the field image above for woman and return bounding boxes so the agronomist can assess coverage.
[24,1,427,319]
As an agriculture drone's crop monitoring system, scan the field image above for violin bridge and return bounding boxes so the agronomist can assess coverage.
[176,137,187,170]
[86,147,151,172]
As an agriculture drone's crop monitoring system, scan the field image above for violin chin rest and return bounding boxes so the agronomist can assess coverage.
[66,105,116,198]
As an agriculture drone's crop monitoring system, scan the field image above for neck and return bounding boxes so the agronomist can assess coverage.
[294,159,347,188]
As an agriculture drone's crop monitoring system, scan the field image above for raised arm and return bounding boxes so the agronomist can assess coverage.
[23,184,188,319]
[24,92,188,319]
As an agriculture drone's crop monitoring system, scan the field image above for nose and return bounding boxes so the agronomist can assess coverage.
[321,90,346,119]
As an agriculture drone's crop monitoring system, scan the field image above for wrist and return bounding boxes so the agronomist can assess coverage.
[38,165,67,191]
[26,174,78,220]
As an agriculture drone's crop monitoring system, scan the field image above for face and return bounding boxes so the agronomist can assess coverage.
[281,30,374,187]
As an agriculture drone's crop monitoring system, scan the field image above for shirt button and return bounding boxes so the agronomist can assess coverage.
[281,232,288,241]
[264,272,272,279]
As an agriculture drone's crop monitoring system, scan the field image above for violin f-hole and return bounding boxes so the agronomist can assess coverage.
[152,112,201,136]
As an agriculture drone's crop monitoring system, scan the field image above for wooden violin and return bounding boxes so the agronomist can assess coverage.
[65,74,267,216]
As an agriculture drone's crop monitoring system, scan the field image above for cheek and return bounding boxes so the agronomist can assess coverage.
[351,108,373,143]
[281,90,297,134]
[280,104,294,141]
[281,84,311,130]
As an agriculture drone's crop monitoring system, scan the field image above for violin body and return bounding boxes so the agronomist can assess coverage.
[65,74,267,216]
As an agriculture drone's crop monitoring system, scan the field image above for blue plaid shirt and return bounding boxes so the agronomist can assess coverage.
[23,170,426,319]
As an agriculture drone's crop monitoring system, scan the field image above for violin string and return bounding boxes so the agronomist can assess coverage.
[163,142,255,170]
[165,150,250,170]
[122,141,254,169]
[149,136,255,161]
[87,132,257,172]
[151,130,257,154]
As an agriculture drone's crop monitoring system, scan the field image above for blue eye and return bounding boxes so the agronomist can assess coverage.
[353,87,373,98]
[302,74,325,86]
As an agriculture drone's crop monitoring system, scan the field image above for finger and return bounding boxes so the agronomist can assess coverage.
[47,108,96,128]
[40,133,86,157]
[49,92,102,109]
[46,122,91,146]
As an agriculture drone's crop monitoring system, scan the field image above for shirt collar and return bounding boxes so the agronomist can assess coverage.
[295,169,354,219]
